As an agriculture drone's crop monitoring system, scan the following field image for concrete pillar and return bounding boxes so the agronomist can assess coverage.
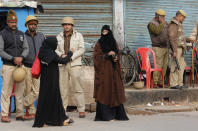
[113,0,124,49]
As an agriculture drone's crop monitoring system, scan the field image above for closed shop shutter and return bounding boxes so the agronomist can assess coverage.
[124,0,198,65]
[36,0,113,42]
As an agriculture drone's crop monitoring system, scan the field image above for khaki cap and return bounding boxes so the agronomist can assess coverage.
[25,15,38,26]
[156,9,166,16]
[178,10,187,17]
[62,17,74,25]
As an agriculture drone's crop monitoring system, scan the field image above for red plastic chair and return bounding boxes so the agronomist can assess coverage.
[191,47,198,86]
[136,47,164,89]
[183,66,192,86]
[183,47,198,87]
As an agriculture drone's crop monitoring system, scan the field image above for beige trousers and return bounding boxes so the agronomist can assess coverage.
[59,64,85,112]
[1,65,25,117]
[23,67,40,114]
[170,48,186,87]
[152,47,168,85]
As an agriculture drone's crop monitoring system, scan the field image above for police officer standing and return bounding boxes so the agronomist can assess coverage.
[56,17,86,118]
[148,9,169,88]
[23,15,45,120]
[168,10,188,89]
[0,9,29,122]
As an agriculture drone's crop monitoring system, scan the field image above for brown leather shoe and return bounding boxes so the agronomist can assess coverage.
[29,114,35,119]
[27,114,35,120]
[1,116,11,123]
[23,114,35,120]
[79,112,86,118]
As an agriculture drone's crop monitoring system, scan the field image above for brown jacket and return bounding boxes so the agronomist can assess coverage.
[93,42,126,107]
[148,18,169,48]
[168,17,186,54]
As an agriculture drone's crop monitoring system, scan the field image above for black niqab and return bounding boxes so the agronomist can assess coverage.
[38,36,58,64]
[98,25,118,54]
[98,25,118,70]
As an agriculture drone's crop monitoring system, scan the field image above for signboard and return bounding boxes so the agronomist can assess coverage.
[0,0,37,8]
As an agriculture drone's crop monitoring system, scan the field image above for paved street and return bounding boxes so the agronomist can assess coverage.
[1,111,198,131]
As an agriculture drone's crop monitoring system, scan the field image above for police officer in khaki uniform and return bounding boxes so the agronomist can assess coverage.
[0,10,29,122]
[56,17,86,118]
[168,10,188,89]
[148,9,169,88]
[23,15,45,120]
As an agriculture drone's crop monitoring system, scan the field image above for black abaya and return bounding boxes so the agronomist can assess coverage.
[95,102,129,121]
[33,37,73,127]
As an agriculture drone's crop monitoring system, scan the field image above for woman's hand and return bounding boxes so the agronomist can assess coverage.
[113,56,118,62]
[61,54,67,58]
[108,51,115,56]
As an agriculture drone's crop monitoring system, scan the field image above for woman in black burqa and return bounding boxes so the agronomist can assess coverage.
[33,37,73,127]
[93,25,129,121]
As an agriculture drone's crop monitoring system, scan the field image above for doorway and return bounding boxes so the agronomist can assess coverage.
[0,11,8,31]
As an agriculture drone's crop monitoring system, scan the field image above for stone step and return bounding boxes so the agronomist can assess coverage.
[125,87,198,106]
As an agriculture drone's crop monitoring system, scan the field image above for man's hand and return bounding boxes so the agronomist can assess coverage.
[14,57,23,66]
[159,16,165,23]
[108,51,115,56]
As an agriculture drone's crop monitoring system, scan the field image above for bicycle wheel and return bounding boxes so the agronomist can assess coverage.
[86,57,94,66]
[120,52,137,86]
[82,56,89,66]
[82,56,94,66]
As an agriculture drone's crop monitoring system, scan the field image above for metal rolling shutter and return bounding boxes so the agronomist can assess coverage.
[124,0,198,65]
[36,0,113,42]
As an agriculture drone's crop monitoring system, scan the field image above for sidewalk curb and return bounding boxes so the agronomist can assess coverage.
[125,105,198,115]
[125,107,159,115]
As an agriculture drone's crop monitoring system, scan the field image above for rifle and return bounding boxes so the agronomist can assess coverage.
[170,45,180,71]
[173,55,180,70]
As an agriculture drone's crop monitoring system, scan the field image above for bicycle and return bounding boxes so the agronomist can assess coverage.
[82,41,95,66]
[120,46,137,86]
[82,41,137,87]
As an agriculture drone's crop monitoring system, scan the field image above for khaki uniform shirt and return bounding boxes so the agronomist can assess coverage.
[168,17,186,54]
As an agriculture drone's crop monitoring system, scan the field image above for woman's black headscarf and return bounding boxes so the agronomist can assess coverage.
[98,25,118,70]
[98,25,118,54]
[38,36,58,64]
